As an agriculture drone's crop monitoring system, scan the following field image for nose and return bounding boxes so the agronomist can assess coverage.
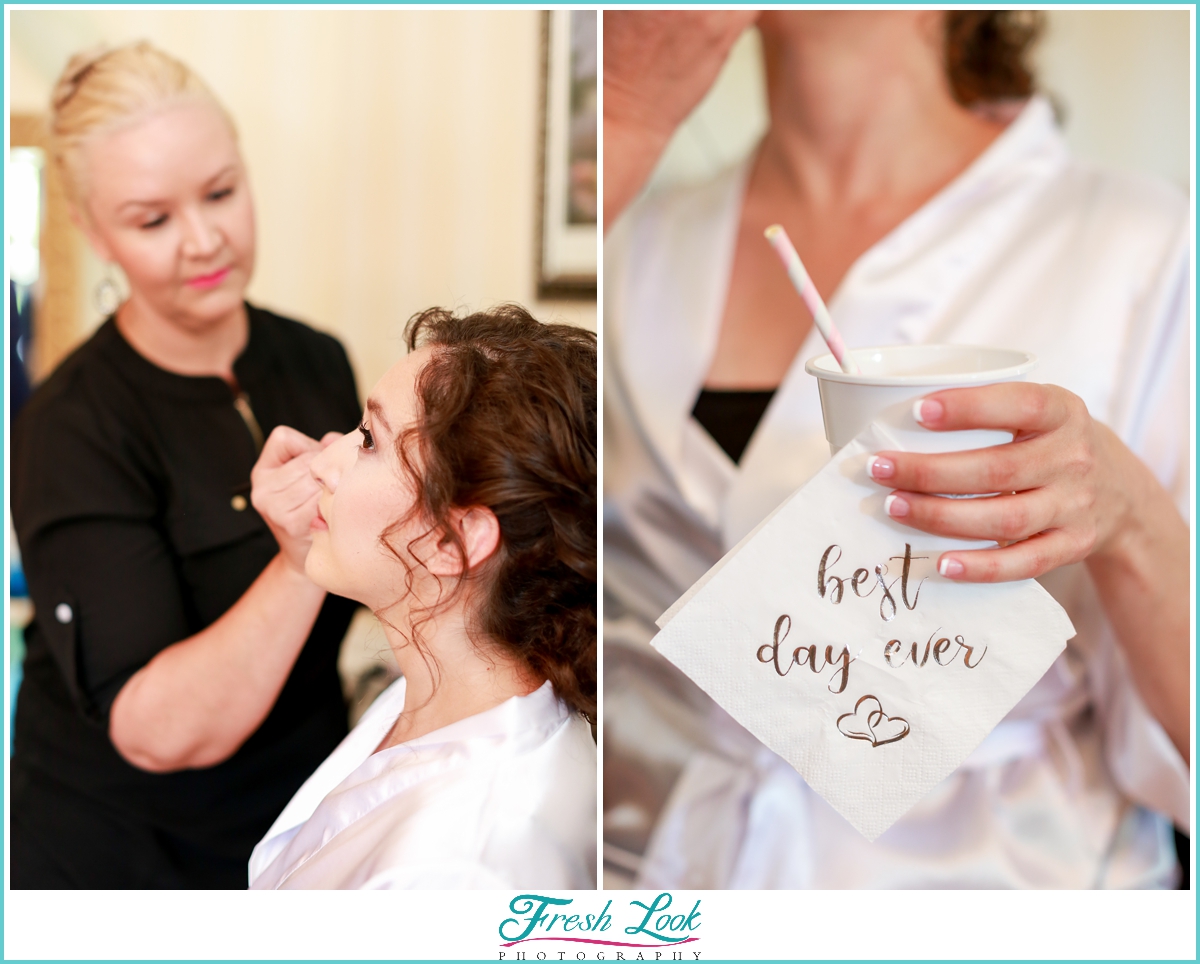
[179,204,222,259]
[310,430,358,493]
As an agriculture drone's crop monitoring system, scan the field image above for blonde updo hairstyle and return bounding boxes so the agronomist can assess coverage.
[50,41,234,216]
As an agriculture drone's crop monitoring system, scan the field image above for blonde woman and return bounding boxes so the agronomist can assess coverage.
[11,42,360,887]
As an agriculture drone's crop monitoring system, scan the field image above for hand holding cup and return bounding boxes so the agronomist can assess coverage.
[870,382,1156,583]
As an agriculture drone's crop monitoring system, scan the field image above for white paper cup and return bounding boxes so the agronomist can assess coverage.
[805,344,1038,454]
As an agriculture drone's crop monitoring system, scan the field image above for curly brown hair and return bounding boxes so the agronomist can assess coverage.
[944,11,1044,106]
[383,305,597,723]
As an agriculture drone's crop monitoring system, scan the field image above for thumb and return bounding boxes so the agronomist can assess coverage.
[320,431,343,448]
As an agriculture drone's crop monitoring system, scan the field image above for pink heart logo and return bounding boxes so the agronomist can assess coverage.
[837,695,910,747]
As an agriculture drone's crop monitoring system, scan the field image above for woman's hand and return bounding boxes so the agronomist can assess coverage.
[250,426,340,574]
[867,382,1157,581]
[604,11,759,231]
[867,380,1190,759]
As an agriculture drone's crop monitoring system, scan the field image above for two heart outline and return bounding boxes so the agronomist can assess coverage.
[836,694,910,747]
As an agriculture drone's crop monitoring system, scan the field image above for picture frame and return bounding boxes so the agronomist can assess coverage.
[537,9,597,298]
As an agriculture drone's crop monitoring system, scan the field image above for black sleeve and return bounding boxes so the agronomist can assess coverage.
[14,391,191,722]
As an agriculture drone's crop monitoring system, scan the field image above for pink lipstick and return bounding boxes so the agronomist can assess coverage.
[187,267,231,289]
[312,505,329,532]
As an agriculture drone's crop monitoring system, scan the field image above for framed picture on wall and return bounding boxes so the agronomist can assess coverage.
[537,9,597,298]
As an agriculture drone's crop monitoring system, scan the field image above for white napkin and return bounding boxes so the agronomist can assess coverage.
[652,419,1076,841]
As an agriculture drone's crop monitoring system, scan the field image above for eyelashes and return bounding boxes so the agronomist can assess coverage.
[136,187,233,230]
[358,420,375,451]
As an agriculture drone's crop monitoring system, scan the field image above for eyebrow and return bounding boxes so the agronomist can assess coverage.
[366,398,392,434]
[117,198,169,214]
[116,165,238,213]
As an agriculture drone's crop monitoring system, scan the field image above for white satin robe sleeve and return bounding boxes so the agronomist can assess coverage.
[1088,220,1191,832]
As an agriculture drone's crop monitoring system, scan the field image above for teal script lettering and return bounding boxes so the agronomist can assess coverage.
[501,895,585,941]
[624,893,701,944]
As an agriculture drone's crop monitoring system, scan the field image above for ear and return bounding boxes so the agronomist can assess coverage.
[427,506,501,578]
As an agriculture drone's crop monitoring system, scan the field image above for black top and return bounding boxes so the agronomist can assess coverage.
[10,303,361,888]
[691,389,777,465]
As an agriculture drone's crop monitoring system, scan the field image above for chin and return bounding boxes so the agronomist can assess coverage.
[305,547,370,607]
[175,284,246,328]
[304,547,334,593]
[198,288,245,314]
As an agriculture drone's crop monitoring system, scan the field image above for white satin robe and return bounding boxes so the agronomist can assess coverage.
[249,680,596,889]
[604,96,1190,889]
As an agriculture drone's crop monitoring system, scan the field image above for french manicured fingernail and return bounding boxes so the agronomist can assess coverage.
[884,494,909,518]
[939,557,965,578]
[866,455,895,480]
[913,398,945,424]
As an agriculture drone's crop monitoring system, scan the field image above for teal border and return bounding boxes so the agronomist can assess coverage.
[1,2,1196,962]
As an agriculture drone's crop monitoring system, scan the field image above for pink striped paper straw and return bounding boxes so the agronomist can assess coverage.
[764,224,860,375]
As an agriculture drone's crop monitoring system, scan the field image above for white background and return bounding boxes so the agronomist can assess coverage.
[5,888,1196,958]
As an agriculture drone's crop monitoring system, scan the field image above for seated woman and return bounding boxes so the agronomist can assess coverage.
[248,305,597,889]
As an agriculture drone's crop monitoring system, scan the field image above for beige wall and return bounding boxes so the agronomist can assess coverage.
[1036,10,1191,190]
[647,10,1192,197]
[10,9,596,396]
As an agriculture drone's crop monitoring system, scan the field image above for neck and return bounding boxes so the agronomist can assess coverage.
[755,13,1003,211]
[115,294,248,385]
[377,597,542,750]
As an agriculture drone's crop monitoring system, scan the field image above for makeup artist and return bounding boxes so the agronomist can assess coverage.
[10,42,360,888]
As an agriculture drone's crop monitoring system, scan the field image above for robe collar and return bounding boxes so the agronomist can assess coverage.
[249,679,569,887]
[613,96,1069,547]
